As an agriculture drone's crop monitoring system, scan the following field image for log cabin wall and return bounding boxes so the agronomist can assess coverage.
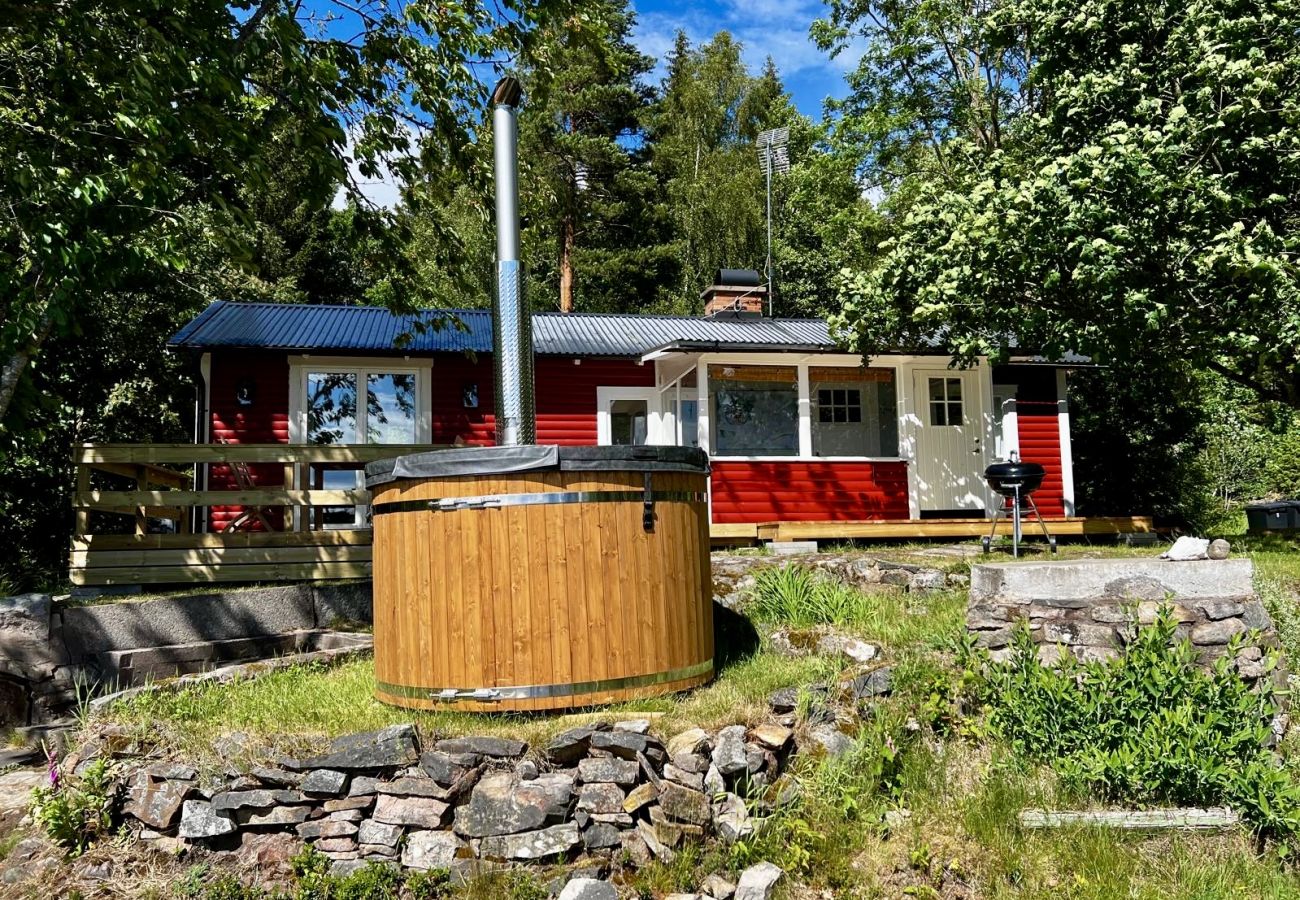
[208,352,291,531]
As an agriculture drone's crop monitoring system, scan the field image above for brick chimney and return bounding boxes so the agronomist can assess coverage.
[701,268,766,318]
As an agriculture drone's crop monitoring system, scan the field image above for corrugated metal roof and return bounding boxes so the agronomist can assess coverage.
[168,301,844,357]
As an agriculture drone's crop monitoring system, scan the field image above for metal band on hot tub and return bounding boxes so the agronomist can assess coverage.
[371,489,707,516]
[375,659,714,703]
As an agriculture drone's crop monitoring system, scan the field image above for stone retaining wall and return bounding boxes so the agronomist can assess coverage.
[967,558,1279,677]
[98,714,829,894]
[713,553,959,611]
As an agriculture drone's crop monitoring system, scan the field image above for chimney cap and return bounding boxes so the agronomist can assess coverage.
[492,77,523,108]
[714,268,761,287]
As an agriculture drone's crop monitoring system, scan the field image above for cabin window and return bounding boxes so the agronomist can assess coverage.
[709,365,798,456]
[303,368,421,445]
[810,367,899,457]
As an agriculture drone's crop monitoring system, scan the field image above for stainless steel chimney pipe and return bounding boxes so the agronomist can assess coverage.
[490,77,535,446]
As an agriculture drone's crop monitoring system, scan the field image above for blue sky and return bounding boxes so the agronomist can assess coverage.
[631,0,854,118]
[333,0,857,206]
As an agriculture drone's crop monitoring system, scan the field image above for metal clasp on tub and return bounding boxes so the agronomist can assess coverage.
[429,497,497,512]
[431,688,502,702]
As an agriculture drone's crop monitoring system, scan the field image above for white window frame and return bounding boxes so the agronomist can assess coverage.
[288,355,433,446]
[685,352,921,463]
[287,355,433,529]
[596,386,665,446]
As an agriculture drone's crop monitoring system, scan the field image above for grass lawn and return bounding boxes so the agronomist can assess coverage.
[79,536,1300,899]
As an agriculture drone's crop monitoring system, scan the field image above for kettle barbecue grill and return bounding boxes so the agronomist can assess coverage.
[981,453,1057,556]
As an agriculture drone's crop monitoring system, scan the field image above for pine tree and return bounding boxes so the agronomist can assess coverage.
[515,0,669,313]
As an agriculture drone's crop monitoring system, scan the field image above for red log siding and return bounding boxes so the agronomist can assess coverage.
[710,460,910,524]
[208,353,290,531]
[1014,401,1065,517]
[430,355,494,446]
[429,356,655,446]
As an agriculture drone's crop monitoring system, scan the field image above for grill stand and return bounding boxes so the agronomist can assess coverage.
[981,484,1057,557]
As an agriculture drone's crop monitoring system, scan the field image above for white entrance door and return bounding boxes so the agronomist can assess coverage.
[911,370,986,513]
[596,387,663,445]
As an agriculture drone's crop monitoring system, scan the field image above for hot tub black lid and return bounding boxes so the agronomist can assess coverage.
[365,444,710,487]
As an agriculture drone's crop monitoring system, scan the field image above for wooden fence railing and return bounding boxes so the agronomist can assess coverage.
[70,443,447,586]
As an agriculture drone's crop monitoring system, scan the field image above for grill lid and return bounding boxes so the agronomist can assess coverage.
[984,459,1046,496]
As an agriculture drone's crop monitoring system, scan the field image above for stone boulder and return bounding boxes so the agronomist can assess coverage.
[284,724,418,771]
[453,772,573,837]
[735,862,783,900]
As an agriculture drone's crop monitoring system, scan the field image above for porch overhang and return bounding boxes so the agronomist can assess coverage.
[640,339,837,362]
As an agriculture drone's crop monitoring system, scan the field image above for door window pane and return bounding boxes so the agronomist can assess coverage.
[812,368,898,456]
[366,373,417,444]
[307,373,358,444]
[928,377,963,427]
[610,399,648,445]
[709,365,798,455]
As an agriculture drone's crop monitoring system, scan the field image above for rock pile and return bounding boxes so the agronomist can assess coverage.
[112,717,814,881]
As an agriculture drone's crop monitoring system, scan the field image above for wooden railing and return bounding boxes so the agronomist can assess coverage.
[70,443,447,586]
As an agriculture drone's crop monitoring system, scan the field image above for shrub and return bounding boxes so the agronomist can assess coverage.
[29,757,117,855]
[966,609,1300,843]
[749,565,871,627]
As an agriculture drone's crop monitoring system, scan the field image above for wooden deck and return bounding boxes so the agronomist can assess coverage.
[70,443,440,586]
[71,443,1158,586]
[712,516,1158,543]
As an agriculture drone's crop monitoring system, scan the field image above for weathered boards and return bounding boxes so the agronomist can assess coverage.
[365,446,714,712]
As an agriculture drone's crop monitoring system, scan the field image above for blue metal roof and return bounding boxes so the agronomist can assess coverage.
[168,301,845,357]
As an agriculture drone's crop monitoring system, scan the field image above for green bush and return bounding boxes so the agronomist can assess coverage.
[29,757,117,855]
[967,610,1300,843]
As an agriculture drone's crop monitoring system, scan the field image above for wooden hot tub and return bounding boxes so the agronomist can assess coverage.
[364,445,714,712]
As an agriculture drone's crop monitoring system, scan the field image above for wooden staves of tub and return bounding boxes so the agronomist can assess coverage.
[364,446,714,712]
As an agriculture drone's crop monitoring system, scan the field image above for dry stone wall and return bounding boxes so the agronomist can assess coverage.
[99,713,829,889]
[967,558,1279,679]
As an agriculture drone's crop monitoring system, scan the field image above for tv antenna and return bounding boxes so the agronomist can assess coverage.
[755,126,790,316]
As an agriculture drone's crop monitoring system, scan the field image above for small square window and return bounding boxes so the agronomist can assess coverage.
[928,378,964,426]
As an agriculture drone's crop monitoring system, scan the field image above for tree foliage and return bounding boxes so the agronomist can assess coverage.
[0,0,559,421]
[824,0,1300,407]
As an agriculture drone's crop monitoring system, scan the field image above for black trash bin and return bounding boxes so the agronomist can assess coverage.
[1245,501,1298,533]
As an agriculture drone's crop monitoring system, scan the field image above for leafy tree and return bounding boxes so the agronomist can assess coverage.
[773,122,887,318]
[0,0,560,422]
[822,0,1300,407]
[513,0,668,313]
[650,33,798,310]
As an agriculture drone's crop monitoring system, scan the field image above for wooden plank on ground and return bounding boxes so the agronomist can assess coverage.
[75,443,446,465]
[709,523,759,540]
[70,560,372,586]
[71,529,373,551]
[1019,808,1240,831]
[69,544,373,569]
[77,489,369,509]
